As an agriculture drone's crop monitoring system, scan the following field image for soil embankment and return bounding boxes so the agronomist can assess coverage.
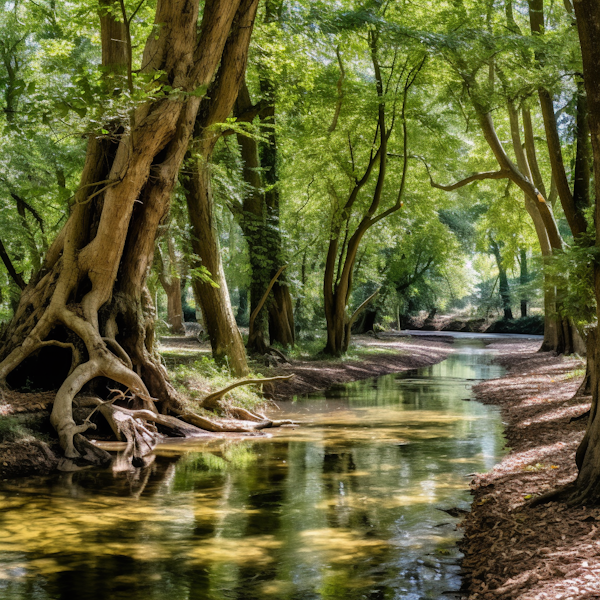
[460,340,600,599]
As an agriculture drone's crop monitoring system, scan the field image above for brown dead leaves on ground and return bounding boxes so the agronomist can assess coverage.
[461,340,600,600]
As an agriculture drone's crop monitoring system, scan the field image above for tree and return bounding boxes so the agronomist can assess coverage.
[232,1,295,352]
[489,236,514,321]
[424,2,579,352]
[0,0,248,459]
[555,0,600,504]
[182,0,259,376]
[155,232,185,336]
[320,30,424,356]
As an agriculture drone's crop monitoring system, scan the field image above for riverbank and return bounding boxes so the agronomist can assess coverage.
[0,333,454,479]
[460,339,599,599]
[265,333,454,399]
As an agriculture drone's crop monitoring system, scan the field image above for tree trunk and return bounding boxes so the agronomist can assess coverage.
[235,115,270,355]
[520,248,528,318]
[183,157,249,375]
[490,237,513,320]
[236,288,249,326]
[563,0,600,504]
[234,80,294,352]
[259,77,295,348]
[157,238,185,335]
[269,284,295,346]
[523,198,571,353]
[0,0,244,459]
[181,0,258,375]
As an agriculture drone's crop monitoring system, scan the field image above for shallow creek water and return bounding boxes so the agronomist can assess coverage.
[0,340,505,600]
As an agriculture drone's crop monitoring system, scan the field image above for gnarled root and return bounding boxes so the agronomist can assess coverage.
[77,396,215,465]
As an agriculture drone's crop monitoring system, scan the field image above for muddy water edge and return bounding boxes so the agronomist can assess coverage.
[0,339,506,600]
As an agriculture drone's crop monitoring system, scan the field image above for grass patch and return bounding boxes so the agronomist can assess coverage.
[563,367,586,380]
[282,336,402,362]
[0,414,49,444]
[165,354,267,412]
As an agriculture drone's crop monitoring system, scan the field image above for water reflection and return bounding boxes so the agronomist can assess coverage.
[0,341,505,600]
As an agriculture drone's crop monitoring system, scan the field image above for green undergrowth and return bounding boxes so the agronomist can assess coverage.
[166,355,266,412]
[563,367,586,380]
[0,414,50,444]
[280,338,402,362]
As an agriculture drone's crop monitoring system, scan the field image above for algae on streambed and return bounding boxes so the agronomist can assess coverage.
[0,341,506,600]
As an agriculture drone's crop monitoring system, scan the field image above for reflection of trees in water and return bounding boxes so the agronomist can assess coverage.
[59,453,180,499]
[0,354,505,600]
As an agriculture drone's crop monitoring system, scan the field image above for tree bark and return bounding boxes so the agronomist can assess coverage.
[232,76,295,352]
[563,0,600,504]
[156,237,185,335]
[519,248,528,318]
[183,156,249,375]
[490,237,513,320]
[528,0,589,239]
[234,116,270,355]
[181,0,259,375]
[259,75,295,348]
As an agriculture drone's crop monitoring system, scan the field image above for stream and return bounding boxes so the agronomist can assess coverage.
[0,339,506,600]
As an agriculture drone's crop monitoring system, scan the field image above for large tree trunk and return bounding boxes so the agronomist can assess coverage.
[181,0,259,375]
[0,0,243,459]
[234,116,294,352]
[234,104,270,355]
[183,156,249,376]
[259,77,295,348]
[563,0,600,504]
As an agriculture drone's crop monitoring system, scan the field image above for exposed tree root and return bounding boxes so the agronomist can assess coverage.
[59,374,296,466]
[528,484,574,508]
[201,374,293,409]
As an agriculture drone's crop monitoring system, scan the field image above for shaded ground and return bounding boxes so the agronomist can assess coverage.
[460,339,600,599]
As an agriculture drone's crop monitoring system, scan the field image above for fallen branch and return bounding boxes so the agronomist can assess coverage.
[201,374,293,409]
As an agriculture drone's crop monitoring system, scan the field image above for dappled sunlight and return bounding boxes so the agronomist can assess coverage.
[463,345,600,599]
[0,344,505,599]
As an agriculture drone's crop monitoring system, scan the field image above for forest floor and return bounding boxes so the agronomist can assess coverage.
[0,333,454,479]
[460,339,599,600]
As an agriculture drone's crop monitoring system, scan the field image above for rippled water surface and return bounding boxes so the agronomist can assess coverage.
[0,340,505,600]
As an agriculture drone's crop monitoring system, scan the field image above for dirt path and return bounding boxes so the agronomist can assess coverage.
[460,340,600,599]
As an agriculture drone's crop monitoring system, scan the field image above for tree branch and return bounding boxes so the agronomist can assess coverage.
[328,45,345,134]
[201,375,293,409]
[0,237,25,289]
[249,265,287,335]
[420,159,510,191]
